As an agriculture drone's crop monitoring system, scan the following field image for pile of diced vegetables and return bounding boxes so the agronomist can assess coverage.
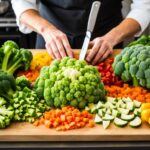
[0,35,150,130]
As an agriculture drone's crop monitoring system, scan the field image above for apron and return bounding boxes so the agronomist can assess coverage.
[36,0,123,49]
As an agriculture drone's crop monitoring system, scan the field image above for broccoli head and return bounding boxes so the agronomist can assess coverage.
[0,41,33,75]
[113,44,150,89]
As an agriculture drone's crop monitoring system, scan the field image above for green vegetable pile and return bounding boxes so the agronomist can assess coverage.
[113,44,150,88]
[34,57,106,109]
[12,87,49,123]
[0,97,14,128]
[0,70,49,127]
[0,40,33,75]
[128,35,150,47]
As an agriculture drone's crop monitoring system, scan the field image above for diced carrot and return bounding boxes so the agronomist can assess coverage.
[33,120,39,126]
[60,114,66,122]
[87,121,95,128]
[66,116,73,122]
[44,120,51,128]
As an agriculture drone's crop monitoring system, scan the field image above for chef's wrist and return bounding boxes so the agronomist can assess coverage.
[102,30,119,47]
[38,20,57,36]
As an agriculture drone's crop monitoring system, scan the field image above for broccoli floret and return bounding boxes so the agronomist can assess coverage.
[139,79,146,87]
[0,71,16,101]
[0,41,33,75]
[16,75,31,90]
[136,69,145,79]
[139,61,149,70]
[70,99,78,107]
[121,70,132,82]
[6,48,33,74]
[144,69,150,79]
[114,61,124,76]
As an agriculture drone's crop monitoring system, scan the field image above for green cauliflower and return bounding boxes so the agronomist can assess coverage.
[34,57,106,109]
[113,44,150,89]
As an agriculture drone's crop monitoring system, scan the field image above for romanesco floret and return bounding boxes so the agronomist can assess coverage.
[34,57,106,109]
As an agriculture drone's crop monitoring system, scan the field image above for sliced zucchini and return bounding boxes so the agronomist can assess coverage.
[114,118,128,127]
[96,101,104,109]
[102,108,107,113]
[121,103,126,109]
[106,109,112,115]
[91,107,98,114]
[118,108,130,115]
[133,100,141,108]
[107,97,117,103]
[117,99,125,106]
[134,108,141,117]
[126,102,134,111]
[102,120,110,129]
[123,97,132,103]
[121,114,135,121]
[98,109,104,117]
[94,114,102,124]
[112,109,120,117]
[105,102,116,109]
[129,117,142,128]
[103,114,114,121]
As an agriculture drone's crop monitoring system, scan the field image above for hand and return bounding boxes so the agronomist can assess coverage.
[86,36,114,65]
[42,26,73,59]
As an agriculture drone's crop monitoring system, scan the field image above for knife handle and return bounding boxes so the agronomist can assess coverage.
[87,1,101,33]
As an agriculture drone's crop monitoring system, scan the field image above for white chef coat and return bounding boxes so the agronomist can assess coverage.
[11,0,150,36]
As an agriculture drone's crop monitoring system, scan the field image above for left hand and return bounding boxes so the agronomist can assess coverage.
[86,36,114,65]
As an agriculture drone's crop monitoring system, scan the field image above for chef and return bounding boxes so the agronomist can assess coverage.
[12,0,150,65]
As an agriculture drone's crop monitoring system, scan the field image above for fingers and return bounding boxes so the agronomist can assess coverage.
[88,40,94,49]
[55,38,67,58]
[97,48,113,64]
[86,37,113,65]
[45,43,55,59]
[86,38,101,62]
[62,34,73,58]
[44,31,72,59]
[91,43,107,65]
[50,39,61,59]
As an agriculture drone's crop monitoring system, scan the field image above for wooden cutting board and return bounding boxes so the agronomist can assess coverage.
[0,49,149,142]
[0,122,149,142]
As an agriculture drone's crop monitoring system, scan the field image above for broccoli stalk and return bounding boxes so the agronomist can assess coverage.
[1,41,19,71]
[6,49,33,74]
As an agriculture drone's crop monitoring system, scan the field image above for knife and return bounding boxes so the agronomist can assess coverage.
[79,1,101,60]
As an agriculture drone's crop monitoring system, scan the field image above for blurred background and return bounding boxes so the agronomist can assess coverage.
[0,0,149,49]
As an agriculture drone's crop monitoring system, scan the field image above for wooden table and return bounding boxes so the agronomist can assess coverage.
[0,49,150,149]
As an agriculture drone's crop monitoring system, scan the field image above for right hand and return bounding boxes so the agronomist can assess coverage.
[42,26,73,59]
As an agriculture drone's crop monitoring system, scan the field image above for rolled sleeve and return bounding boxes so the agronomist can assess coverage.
[11,0,39,34]
[126,0,150,36]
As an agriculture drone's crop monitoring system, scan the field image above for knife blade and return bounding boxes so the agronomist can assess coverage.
[79,1,101,60]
